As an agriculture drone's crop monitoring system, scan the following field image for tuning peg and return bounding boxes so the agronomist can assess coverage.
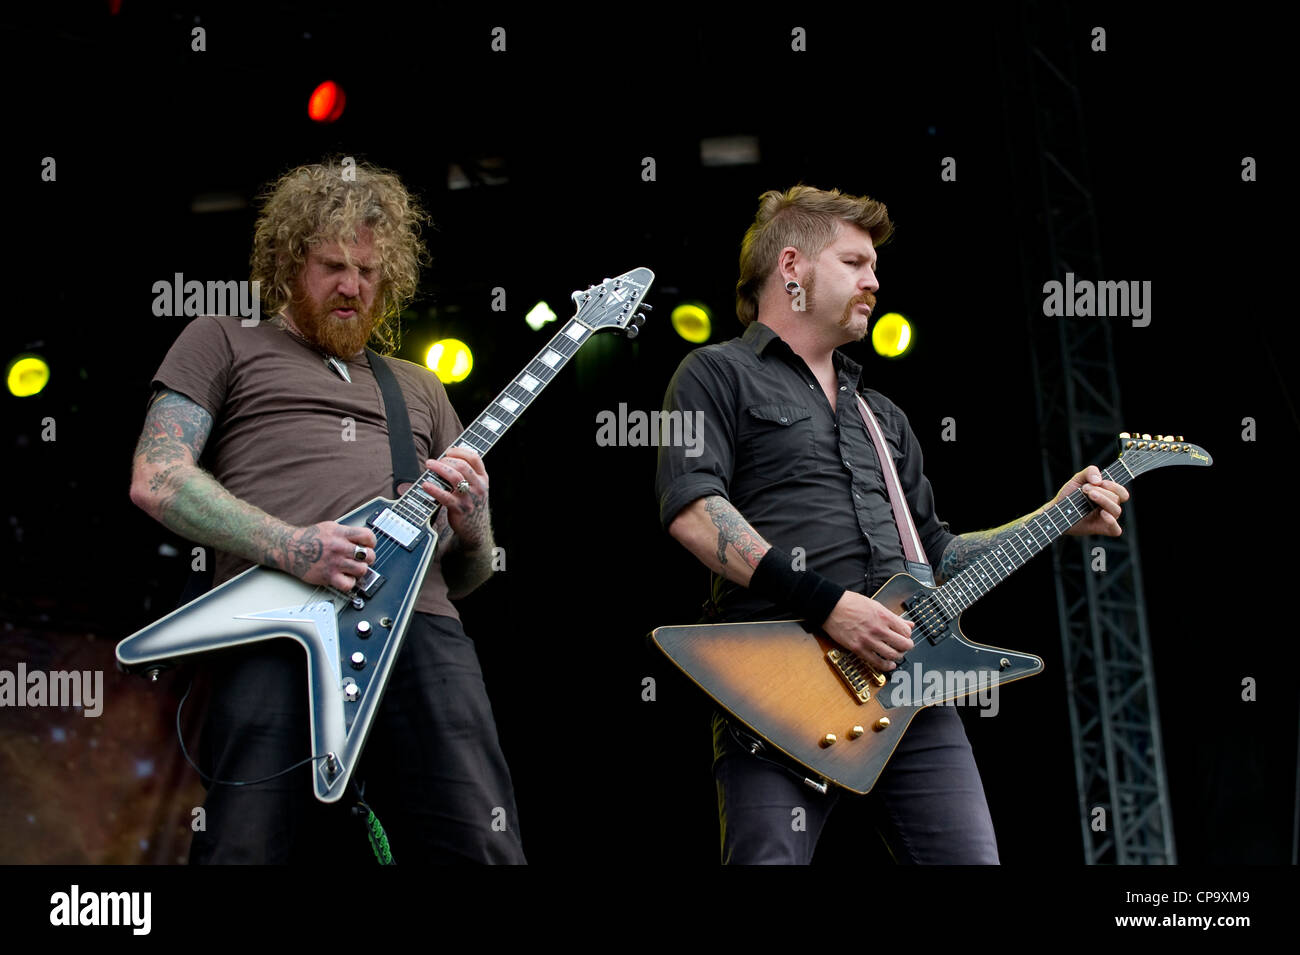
[632,312,647,327]
[626,324,640,340]
[1177,435,1184,442]
[1119,432,1131,439]
[571,289,585,305]
[639,302,653,312]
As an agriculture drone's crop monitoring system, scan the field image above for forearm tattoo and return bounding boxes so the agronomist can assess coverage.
[134,389,314,576]
[458,487,492,550]
[938,512,1040,584]
[703,496,766,569]
[441,506,496,599]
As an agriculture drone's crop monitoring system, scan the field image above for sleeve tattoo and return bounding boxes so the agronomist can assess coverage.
[134,390,318,575]
[703,496,766,569]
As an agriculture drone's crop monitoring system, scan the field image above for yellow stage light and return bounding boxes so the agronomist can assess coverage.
[7,355,50,397]
[671,303,712,343]
[871,312,913,358]
[426,339,473,383]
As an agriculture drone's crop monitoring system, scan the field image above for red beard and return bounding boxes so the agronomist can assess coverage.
[288,293,379,359]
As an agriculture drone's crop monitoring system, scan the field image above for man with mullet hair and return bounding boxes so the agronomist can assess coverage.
[655,185,1130,864]
[130,159,526,864]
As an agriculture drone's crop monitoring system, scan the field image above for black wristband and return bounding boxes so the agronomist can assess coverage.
[748,547,846,627]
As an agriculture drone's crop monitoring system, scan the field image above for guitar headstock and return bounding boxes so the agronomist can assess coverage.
[569,267,655,339]
[1116,432,1213,477]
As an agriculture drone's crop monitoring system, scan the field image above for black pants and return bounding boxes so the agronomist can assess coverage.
[189,613,526,864]
[713,704,1000,864]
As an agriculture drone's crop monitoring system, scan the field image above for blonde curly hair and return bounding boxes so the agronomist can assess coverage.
[250,157,431,355]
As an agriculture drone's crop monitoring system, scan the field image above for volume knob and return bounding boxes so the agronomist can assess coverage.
[350,651,366,670]
[356,620,372,638]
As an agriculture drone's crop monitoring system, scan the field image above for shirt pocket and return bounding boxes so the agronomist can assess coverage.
[738,402,814,485]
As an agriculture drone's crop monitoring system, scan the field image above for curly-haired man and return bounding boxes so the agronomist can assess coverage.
[130,159,525,864]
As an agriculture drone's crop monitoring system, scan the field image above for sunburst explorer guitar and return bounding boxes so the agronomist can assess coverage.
[652,433,1210,794]
[118,267,654,802]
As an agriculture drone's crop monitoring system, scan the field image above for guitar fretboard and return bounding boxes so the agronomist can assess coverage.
[927,459,1135,620]
[387,318,593,528]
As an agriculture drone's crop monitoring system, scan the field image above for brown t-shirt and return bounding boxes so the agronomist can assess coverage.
[151,314,464,620]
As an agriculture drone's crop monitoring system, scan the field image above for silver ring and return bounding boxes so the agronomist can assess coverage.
[353,546,367,561]
[456,480,471,494]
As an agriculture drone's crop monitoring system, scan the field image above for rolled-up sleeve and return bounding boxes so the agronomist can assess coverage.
[655,350,738,529]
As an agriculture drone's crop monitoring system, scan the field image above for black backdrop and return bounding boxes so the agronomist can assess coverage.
[0,2,1294,892]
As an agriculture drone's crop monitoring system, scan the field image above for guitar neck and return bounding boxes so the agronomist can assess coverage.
[931,457,1134,616]
[389,318,594,525]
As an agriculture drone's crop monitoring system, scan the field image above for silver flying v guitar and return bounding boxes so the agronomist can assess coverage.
[117,267,655,801]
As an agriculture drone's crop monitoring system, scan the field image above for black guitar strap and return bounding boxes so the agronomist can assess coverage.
[364,348,423,497]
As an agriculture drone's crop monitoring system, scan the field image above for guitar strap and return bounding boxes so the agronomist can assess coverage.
[855,392,935,587]
[364,348,423,497]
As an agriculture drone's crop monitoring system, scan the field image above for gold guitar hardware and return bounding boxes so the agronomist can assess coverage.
[827,648,877,703]
[648,428,1210,797]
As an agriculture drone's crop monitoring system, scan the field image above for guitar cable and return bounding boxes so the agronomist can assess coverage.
[175,679,398,863]
[727,722,832,796]
[174,677,332,787]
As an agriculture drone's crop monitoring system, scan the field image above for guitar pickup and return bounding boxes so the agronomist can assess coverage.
[356,567,384,598]
[370,507,422,550]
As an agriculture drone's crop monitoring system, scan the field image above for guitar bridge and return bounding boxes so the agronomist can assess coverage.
[827,648,886,704]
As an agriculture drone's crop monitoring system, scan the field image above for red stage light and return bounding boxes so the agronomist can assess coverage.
[308,81,346,123]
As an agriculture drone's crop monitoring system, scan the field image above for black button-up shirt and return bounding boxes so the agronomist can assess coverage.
[655,321,955,622]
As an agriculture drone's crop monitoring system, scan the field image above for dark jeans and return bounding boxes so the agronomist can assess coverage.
[189,613,526,864]
[713,704,1000,864]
